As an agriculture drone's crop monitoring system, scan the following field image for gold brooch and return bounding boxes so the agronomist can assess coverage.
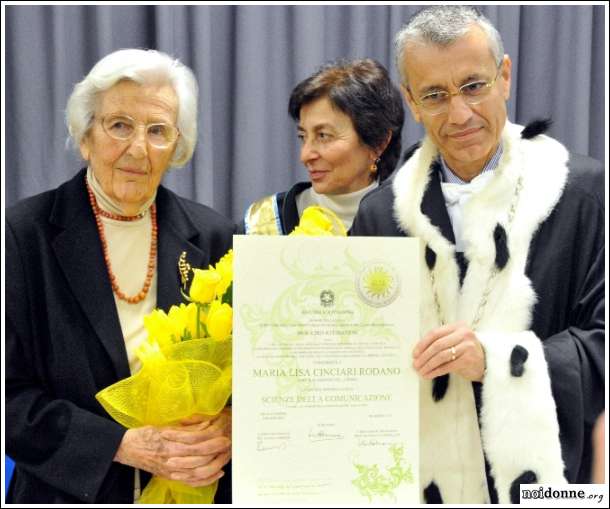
[178,251,192,289]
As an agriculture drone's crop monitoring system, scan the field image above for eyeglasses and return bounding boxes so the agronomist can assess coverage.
[410,61,503,116]
[100,115,180,148]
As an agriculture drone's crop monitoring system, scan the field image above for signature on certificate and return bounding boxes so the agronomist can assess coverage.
[308,428,345,442]
[256,440,288,452]
[357,439,385,447]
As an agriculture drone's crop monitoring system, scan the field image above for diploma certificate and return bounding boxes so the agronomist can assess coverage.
[233,236,420,505]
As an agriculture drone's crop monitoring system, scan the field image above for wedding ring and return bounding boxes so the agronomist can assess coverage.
[450,346,456,362]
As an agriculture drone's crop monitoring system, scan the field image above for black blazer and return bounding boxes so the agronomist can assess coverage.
[6,169,235,503]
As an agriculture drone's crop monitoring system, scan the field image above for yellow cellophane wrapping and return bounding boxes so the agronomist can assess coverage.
[137,477,217,505]
[96,337,232,504]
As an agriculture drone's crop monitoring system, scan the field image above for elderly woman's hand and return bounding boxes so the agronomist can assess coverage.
[412,322,486,382]
[114,408,232,487]
[161,408,232,486]
[177,407,232,440]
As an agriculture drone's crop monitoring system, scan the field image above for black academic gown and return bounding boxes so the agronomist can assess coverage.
[350,122,604,503]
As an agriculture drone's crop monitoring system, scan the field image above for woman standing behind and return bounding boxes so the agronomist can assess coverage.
[6,49,233,503]
[244,59,404,234]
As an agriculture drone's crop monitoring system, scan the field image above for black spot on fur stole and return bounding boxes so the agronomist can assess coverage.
[510,345,529,377]
[432,374,449,402]
[493,224,509,270]
[521,118,552,139]
[510,470,538,503]
[424,481,444,503]
[425,245,437,270]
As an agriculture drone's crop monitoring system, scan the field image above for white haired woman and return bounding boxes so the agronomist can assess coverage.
[6,49,234,504]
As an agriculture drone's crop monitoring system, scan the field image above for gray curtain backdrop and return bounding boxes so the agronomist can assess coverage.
[4,4,606,222]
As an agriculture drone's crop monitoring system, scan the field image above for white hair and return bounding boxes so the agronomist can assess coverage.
[66,48,198,167]
[394,6,505,86]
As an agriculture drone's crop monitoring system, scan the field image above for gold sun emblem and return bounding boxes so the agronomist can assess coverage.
[363,268,393,298]
[356,262,400,308]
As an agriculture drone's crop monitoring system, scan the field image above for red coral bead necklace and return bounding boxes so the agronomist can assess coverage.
[86,181,157,304]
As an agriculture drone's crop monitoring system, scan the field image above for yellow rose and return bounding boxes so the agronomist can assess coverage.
[168,302,199,341]
[135,338,166,365]
[206,300,233,341]
[143,309,175,348]
[290,206,333,236]
[214,250,233,298]
[190,268,222,304]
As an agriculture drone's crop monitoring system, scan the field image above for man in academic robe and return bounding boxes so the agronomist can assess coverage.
[351,6,604,504]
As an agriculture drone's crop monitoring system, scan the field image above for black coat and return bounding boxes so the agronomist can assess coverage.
[6,169,235,503]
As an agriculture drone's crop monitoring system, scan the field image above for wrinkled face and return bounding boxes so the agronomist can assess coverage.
[80,80,179,214]
[298,96,377,195]
[402,26,512,178]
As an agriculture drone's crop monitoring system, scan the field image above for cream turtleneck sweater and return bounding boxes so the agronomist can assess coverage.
[295,180,379,231]
[86,168,157,375]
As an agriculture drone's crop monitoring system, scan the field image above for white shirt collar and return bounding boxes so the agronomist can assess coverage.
[440,142,503,184]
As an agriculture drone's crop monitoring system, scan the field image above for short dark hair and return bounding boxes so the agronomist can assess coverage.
[288,59,404,182]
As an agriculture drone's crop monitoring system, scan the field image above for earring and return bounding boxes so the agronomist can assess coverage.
[370,158,380,174]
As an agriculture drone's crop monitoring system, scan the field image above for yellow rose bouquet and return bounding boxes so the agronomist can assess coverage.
[96,250,233,504]
[290,206,347,236]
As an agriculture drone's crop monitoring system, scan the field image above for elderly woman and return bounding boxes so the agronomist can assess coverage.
[6,49,234,503]
[244,58,404,234]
